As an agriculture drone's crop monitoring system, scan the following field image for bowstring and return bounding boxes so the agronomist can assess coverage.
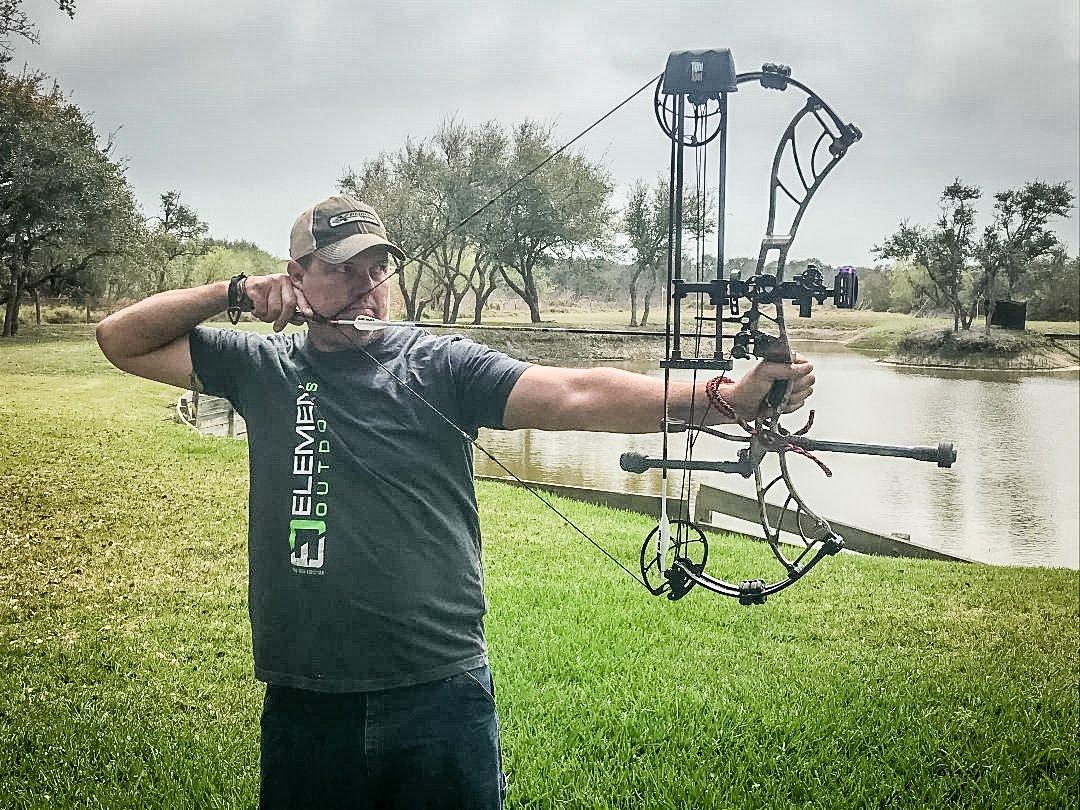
[360,73,663,301]
[314,73,670,592]
[348,338,648,588]
[657,106,678,569]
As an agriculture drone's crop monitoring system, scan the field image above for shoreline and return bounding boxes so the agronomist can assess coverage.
[9,319,1080,372]
[449,323,1080,372]
[877,357,1080,373]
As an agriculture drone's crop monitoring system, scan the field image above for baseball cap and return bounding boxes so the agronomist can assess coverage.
[289,195,406,264]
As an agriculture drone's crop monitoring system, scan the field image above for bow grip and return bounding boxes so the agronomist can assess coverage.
[766,378,789,409]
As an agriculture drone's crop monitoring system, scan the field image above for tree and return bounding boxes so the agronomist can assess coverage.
[0,71,139,335]
[623,178,718,327]
[184,239,283,288]
[974,181,1074,333]
[874,179,981,331]
[546,255,623,303]
[683,185,717,273]
[622,177,668,327]
[145,191,208,293]
[30,170,142,321]
[459,122,512,324]
[1,0,75,68]
[345,120,512,324]
[850,265,889,311]
[485,121,612,323]
[341,147,445,321]
[423,119,507,324]
[1017,247,1080,322]
[724,256,757,279]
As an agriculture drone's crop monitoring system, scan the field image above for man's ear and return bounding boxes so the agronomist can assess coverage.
[286,259,305,283]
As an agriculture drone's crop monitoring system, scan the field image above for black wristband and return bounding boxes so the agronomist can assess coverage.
[227,273,249,325]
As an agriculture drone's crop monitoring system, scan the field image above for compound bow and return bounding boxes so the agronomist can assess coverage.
[294,49,957,607]
[617,50,956,604]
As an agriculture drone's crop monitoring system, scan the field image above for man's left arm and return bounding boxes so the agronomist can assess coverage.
[502,360,815,433]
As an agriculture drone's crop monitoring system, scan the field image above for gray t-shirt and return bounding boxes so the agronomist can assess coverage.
[188,325,530,692]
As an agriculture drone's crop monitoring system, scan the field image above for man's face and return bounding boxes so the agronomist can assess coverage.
[291,246,392,347]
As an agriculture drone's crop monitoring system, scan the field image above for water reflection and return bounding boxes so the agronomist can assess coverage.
[478,342,1079,568]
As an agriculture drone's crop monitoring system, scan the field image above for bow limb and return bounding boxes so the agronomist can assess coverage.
[754,445,842,573]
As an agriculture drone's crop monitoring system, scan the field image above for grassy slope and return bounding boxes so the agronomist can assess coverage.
[0,326,1076,809]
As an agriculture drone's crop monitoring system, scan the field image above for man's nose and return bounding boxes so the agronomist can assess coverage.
[348,268,380,294]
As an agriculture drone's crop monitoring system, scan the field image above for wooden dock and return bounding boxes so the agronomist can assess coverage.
[176,391,246,438]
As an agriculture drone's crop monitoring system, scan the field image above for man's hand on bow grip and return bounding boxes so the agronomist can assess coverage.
[730,356,816,418]
[243,274,314,331]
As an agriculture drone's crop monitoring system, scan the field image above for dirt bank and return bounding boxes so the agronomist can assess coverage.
[880,327,1078,371]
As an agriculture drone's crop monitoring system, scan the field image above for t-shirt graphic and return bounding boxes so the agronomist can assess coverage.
[289,383,331,572]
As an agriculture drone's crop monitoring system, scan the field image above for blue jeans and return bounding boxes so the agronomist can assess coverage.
[258,665,505,809]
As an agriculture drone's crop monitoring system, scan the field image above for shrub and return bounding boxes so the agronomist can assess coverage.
[897,327,1030,357]
[43,306,83,324]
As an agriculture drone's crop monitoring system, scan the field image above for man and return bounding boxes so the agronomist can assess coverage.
[96,195,814,809]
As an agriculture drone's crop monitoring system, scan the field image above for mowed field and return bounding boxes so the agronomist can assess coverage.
[0,324,1077,808]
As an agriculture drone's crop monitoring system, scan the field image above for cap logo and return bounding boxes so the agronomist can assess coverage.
[328,210,381,229]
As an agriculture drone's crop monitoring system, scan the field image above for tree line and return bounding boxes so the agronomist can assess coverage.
[2,2,1075,337]
[872,179,1076,330]
[0,62,277,336]
[347,126,1076,330]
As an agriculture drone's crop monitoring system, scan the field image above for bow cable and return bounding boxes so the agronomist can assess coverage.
[355,73,663,304]
[315,73,673,591]
[346,337,649,588]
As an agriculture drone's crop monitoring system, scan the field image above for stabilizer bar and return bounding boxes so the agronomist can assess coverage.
[620,438,956,476]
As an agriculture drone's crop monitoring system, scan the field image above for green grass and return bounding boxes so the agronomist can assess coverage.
[1027,319,1080,336]
[1,325,1077,808]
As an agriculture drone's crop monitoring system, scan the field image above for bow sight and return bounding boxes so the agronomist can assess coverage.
[716,263,859,362]
[618,49,958,605]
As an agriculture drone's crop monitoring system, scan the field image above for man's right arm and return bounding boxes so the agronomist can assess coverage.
[96,273,308,390]
[95,281,231,390]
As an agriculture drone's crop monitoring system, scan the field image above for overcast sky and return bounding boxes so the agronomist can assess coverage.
[13,0,1079,266]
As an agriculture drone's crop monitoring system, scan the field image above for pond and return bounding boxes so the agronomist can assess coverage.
[475,342,1080,569]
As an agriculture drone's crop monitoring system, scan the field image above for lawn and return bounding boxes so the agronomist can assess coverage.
[1,325,1077,808]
